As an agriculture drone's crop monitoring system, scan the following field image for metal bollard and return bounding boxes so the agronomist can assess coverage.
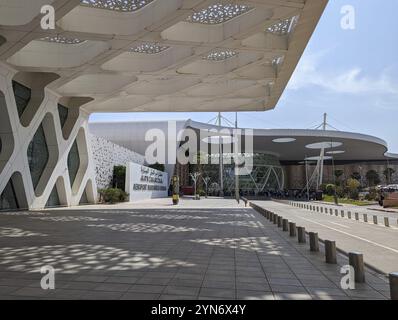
[325,208,328,214]
[341,210,345,218]
[348,211,351,219]
[273,214,278,224]
[363,214,368,222]
[325,240,337,264]
[355,212,359,220]
[320,207,323,213]
[316,207,319,212]
[335,209,338,216]
[269,212,274,221]
[289,222,296,237]
[349,252,365,283]
[373,215,378,225]
[384,217,389,227]
[297,227,306,243]
[282,219,289,232]
[309,232,319,252]
[278,216,283,228]
[389,272,398,300]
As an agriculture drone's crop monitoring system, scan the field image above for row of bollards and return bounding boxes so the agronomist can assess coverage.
[289,201,394,227]
[255,202,398,300]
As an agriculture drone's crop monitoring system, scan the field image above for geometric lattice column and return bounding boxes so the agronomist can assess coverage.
[0,62,97,210]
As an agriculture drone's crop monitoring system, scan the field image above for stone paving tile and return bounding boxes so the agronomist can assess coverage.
[127,284,165,294]
[202,280,235,289]
[274,293,313,300]
[198,288,235,299]
[9,287,51,298]
[237,290,274,300]
[73,275,108,283]
[92,283,131,292]
[121,292,160,300]
[47,289,87,299]
[0,285,20,295]
[135,277,172,286]
[159,294,196,300]
[235,282,271,291]
[81,291,124,300]
[0,203,390,300]
[104,276,139,284]
[162,285,200,296]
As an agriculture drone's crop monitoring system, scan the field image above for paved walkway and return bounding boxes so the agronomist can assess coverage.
[0,199,390,300]
[254,200,398,275]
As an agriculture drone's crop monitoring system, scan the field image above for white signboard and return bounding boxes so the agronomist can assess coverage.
[125,162,168,202]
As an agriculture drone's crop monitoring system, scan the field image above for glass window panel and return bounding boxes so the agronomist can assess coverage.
[27,124,49,190]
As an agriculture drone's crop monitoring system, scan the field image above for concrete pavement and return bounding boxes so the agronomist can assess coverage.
[253,200,398,274]
[0,198,390,300]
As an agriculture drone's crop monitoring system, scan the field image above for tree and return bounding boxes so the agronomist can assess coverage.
[346,178,360,200]
[148,162,165,172]
[334,169,344,186]
[351,172,361,181]
[202,176,211,198]
[325,184,336,196]
[112,166,126,190]
[190,172,201,199]
[383,168,396,184]
[366,170,380,187]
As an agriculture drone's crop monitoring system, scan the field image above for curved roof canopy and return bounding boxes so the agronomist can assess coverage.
[1,0,328,113]
[89,119,398,162]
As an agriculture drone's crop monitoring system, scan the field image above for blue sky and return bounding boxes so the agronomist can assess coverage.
[90,0,398,153]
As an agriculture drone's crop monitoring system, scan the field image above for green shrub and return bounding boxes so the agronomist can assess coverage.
[336,185,345,198]
[198,189,206,197]
[365,188,377,201]
[99,188,128,204]
[325,184,336,196]
[112,166,126,190]
[346,178,360,200]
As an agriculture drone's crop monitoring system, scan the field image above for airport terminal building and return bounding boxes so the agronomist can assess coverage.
[2,0,396,210]
[89,119,398,197]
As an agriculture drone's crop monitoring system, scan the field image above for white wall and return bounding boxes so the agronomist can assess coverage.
[90,135,145,190]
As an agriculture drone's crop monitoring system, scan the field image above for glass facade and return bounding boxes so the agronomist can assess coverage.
[0,178,19,210]
[45,185,60,208]
[58,104,69,129]
[68,140,80,187]
[12,81,31,118]
[27,124,49,190]
[194,153,284,195]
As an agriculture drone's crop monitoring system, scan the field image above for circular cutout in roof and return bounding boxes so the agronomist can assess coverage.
[326,150,345,155]
[202,136,236,145]
[305,141,342,149]
[305,156,333,161]
[272,138,296,143]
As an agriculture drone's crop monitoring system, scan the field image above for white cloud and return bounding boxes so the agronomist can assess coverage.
[288,51,398,95]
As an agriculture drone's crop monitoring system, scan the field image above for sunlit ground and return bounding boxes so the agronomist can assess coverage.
[0,200,390,300]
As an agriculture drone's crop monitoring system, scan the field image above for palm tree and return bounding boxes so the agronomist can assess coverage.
[366,170,380,187]
[383,168,396,185]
